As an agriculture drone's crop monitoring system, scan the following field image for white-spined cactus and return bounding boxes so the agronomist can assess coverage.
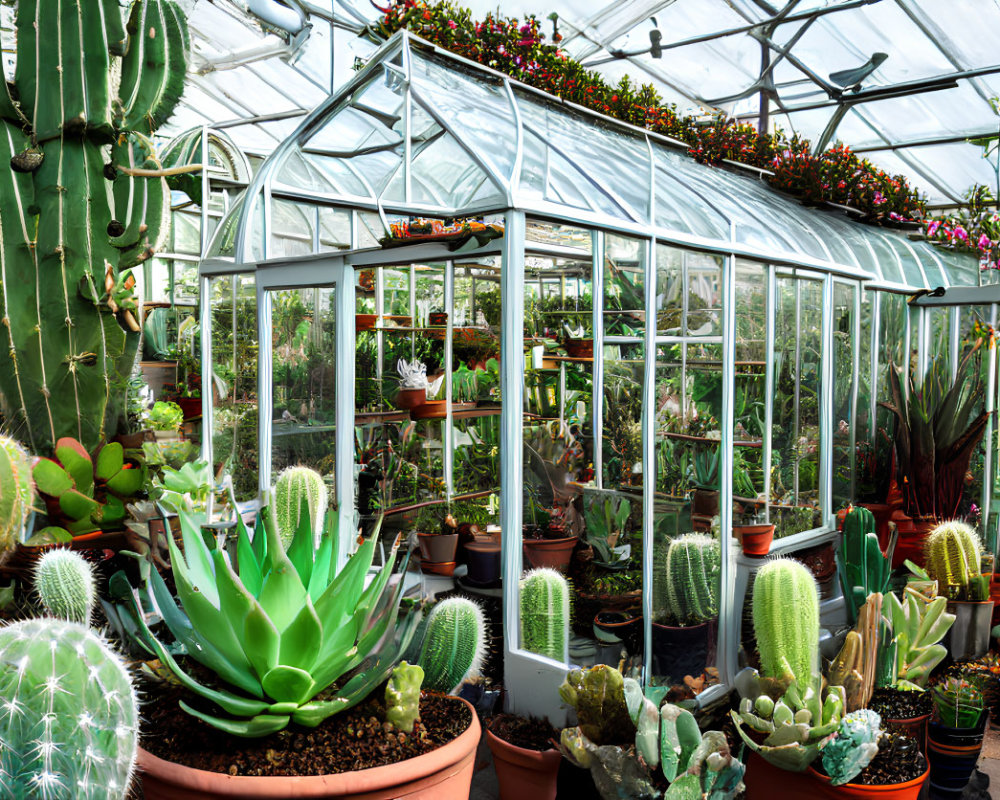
[0,618,138,798]
[35,548,97,624]
[520,568,569,662]
[418,596,488,693]
[273,465,328,548]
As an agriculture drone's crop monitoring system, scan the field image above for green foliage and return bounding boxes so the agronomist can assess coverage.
[663,533,720,625]
[924,520,986,600]
[0,0,188,453]
[0,618,138,799]
[583,494,631,567]
[32,438,145,536]
[883,589,955,688]
[111,509,421,736]
[385,661,423,733]
[837,506,891,624]
[154,459,216,513]
[933,677,985,729]
[35,548,96,623]
[820,709,881,786]
[752,558,819,688]
[148,401,184,432]
[692,447,720,490]
[520,568,569,661]
[0,434,34,551]
[273,466,328,549]
[418,596,487,693]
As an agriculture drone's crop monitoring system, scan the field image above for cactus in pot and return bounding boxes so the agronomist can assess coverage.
[924,520,987,601]
[0,434,34,553]
[35,548,97,623]
[837,505,892,623]
[753,558,820,689]
[0,0,189,453]
[273,465,328,548]
[520,567,569,662]
[663,533,720,625]
[418,596,488,693]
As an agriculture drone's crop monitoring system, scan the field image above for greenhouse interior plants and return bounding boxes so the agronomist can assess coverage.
[2,0,1000,797]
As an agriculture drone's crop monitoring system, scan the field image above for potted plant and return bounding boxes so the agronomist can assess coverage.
[111,510,481,799]
[581,493,632,571]
[522,487,577,574]
[651,533,720,685]
[926,678,988,797]
[837,506,893,623]
[691,446,720,517]
[561,321,593,359]
[394,358,429,411]
[485,715,561,800]
[415,506,459,573]
[734,501,773,558]
[520,568,570,662]
[148,400,185,441]
[922,521,993,660]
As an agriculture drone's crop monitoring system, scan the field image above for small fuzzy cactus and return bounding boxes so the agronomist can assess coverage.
[0,435,34,553]
[520,567,569,662]
[418,596,488,693]
[752,558,819,688]
[35,548,96,623]
[663,533,720,625]
[385,661,424,733]
[273,465,328,548]
[0,618,138,799]
[925,520,983,599]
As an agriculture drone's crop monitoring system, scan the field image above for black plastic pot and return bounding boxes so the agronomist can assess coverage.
[464,541,501,585]
[927,712,988,797]
[650,619,716,683]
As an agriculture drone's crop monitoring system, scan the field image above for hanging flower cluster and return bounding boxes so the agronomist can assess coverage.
[923,186,1000,271]
[374,0,927,225]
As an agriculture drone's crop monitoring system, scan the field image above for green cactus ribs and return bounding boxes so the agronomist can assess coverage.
[273,465,329,549]
[418,596,488,693]
[0,0,188,453]
[520,567,570,662]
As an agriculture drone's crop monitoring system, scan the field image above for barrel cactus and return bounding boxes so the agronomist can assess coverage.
[35,548,96,624]
[520,567,569,662]
[663,533,720,625]
[925,520,984,599]
[0,435,34,553]
[753,558,819,688]
[418,596,488,693]
[273,466,328,548]
[0,0,189,453]
[0,618,138,798]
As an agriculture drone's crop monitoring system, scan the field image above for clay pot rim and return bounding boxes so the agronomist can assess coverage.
[464,541,501,552]
[417,532,459,539]
[650,618,714,632]
[807,764,929,792]
[521,535,578,547]
[484,726,561,765]
[593,611,642,628]
[137,696,480,796]
[883,712,931,724]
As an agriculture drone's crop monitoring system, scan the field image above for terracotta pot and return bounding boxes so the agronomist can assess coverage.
[464,540,501,585]
[927,713,988,798]
[394,388,427,410]
[807,764,928,799]
[883,713,929,754]
[137,697,480,800]
[743,750,817,800]
[522,535,577,574]
[859,503,893,553]
[650,619,716,684]
[889,514,935,569]
[355,313,378,331]
[735,523,773,557]
[411,400,447,420]
[691,489,719,518]
[429,312,448,326]
[421,560,456,577]
[485,727,561,800]
[417,533,459,563]
[114,430,153,448]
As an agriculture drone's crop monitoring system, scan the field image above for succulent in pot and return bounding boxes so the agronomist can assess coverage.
[394,358,429,410]
[926,677,988,797]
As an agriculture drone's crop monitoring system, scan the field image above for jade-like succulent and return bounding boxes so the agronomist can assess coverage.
[273,465,328,548]
[753,558,820,689]
[558,665,634,746]
[385,661,424,733]
[418,596,487,693]
[820,709,881,786]
[883,588,955,688]
[924,520,986,600]
[0,435,34,552]
[837,506,892,624]
[520,567,569,662]
[35,548,96,624]
[663,533,720,625]
[0,618,139,799]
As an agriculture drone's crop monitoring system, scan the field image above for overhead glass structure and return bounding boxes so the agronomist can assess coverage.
[199,31,996,722]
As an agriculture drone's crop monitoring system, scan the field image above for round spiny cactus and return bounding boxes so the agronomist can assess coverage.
[418,596,488,693]
[35,548,96,623]
[664,533,720,625]
[273,465,328,548]
[925,520,982,590]
[520,567,570,662]
[0,435,34,554]
[752,557,819,688]
[0,618,138,799]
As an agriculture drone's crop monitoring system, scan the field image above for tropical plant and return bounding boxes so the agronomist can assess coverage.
[691,446,720,491]
[0,0,188,454]
[520,567,569,662]
[0,617,139,799]
[662,533,720,626]
[418,596,488,693]
[273,465,328,548]
[35,548,96,624]
[882,344,989,520]
[924,520,987,601]
[111,507,420,736]
[0,434,35,551]
[837,506,893,624]
[583,494,631,567]
[932,678,985,729]
[148,400,184,432]
[883,589,955,688]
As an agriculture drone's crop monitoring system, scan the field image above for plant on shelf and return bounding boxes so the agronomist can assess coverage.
[147,400,184,434]
[583,493,632,568]
[0,0,188,454]
[923,520,988,601]
[520,567,569,662]
[837,505,894,624]
[0,434,35,552]
[881,344,989,522]
[559,665,745,800]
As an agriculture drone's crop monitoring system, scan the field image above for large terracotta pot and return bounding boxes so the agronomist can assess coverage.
[742,750,817,800]
[485,727,561,800]
[735,524,773,558]
[394,388,426,411]
[927,712,988,798]
[807,765,928,799]
[137,697,481,800]
[522,535,576,573]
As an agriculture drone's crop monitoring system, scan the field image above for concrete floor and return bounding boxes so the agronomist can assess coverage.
[979,726,1000,797]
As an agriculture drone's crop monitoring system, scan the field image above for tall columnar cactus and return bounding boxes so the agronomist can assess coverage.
[35,548,96,623]
[520,567,569,662]
[274,465,328,548]
[837,506,891,624]
[924,520,984,598]
[0,434,34,552]
[418,596,488,693]
[0,618,139,798]
[664,533,720,625]
[753,558,819,689]
[0,0,189,453]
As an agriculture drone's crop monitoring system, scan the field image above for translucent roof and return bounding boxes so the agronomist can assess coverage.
[208,31,978,290]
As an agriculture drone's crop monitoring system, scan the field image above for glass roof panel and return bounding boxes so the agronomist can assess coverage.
[876,232,929,289]
[652,144,730,241]
[206,190,246,259]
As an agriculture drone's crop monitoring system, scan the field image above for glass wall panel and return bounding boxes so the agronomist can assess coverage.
[269,288,336,496]
[832,282,857,510]
[210,273,258,501]
[733,261,767,507]
[605,234,645,337]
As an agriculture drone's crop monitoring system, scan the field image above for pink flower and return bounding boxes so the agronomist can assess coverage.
[447,19,457,28]
[978,233,991,250]
[954,226,968,243]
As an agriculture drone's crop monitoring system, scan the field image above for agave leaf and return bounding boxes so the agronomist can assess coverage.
[177,510,219,606]
[252,505,269,565]
[285,496,316,588]
[243,604,281,681]
[291,697,351,728]
[235,511,262,596]
[278,597,323,672]
[179,700,290,737]
[314,531,379,632]
[308,516,336,602]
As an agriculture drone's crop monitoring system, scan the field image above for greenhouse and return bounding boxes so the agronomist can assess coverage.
[2,0,1000,798]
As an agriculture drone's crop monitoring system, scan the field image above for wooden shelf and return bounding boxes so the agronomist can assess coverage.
[660,431,763,448]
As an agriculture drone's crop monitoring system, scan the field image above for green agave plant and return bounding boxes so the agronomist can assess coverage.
[112,504,419,736]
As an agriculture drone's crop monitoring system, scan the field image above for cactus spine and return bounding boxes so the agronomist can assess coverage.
[925,520,982,593]
[0,618,139,798]
[752,558,819,688]
[664,533,720,624]
[418,596,488,693]
[0,435,34,552]
[0,0,188,453]
[274,466,328,548]
[35,548,96,623]
[520,567,569,662]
